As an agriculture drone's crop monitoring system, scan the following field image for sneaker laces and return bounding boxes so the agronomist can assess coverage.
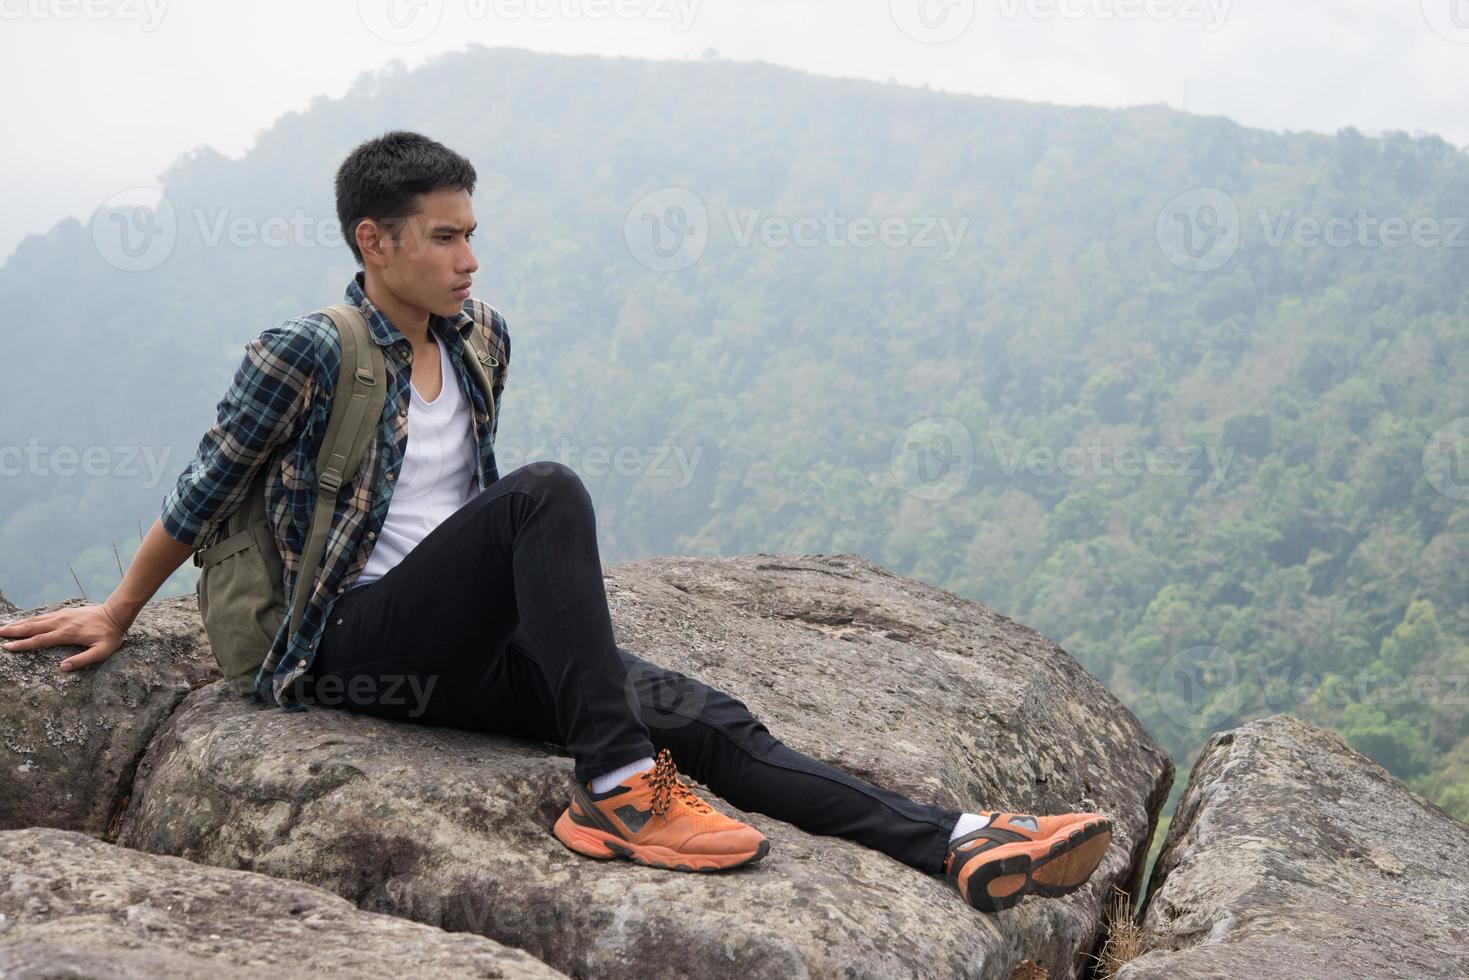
[641,747,713,817]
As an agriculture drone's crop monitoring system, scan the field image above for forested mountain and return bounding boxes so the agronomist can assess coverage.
[3,46,1466,835]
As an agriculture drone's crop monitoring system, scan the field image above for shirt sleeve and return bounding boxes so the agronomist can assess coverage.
[160,322,319,549]
[492,316,509,446]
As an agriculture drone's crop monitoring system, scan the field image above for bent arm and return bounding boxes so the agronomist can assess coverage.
[103,517,196,632]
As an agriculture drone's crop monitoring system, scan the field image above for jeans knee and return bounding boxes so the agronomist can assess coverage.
[517,459,586,497]
[500,460,592,517]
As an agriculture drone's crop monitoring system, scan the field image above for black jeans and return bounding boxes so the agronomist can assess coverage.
[300,461,963,875]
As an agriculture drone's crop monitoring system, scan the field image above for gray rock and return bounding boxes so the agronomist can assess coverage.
[0,826,566,978]
[1118,713,1469,979]
[0,591,17,615]
[1,594,219,836]
[118,554,1172,980]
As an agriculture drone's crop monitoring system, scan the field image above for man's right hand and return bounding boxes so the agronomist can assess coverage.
[0,602,129,672]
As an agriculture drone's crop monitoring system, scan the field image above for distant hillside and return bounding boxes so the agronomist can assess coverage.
[2,45,1466,830]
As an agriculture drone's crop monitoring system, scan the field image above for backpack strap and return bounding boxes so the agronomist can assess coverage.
[462,326,500,437]
[286,303,386,642]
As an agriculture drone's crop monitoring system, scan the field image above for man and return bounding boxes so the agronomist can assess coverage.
[0,131,1112,913]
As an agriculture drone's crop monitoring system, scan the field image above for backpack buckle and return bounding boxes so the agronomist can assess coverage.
[354,367,376,386]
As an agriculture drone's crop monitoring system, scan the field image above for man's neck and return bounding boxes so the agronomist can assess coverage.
[363,272,432,347]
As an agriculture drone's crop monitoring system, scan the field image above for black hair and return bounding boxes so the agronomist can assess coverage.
[334,130,477,267]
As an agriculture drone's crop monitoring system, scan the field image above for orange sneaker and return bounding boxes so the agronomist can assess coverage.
[943,810,1112,913]
[553,747,770,872]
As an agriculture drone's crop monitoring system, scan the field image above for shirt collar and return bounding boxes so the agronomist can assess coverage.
[346,271,474,349]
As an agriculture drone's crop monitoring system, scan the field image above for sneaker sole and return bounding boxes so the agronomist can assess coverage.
[1029,818,1111,897]
[553,809,769,872]
[959,818,1112,913]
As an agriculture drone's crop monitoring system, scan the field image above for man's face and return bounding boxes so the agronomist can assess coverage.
[372,186,479,318]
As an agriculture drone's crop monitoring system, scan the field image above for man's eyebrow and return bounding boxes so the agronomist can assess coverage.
[429,222,478,234]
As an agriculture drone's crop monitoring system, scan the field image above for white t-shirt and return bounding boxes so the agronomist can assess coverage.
[355,336,478,587]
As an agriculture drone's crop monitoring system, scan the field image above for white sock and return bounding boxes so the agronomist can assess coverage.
[949,811,992,842]
[589,756,655,794]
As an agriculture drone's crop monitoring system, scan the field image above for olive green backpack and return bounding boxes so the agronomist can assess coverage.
[192,303,501,695]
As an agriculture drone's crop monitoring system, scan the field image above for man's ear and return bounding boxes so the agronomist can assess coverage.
[356,218,389,269]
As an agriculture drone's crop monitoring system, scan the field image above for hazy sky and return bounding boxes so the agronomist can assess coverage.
[3,0,1467,264]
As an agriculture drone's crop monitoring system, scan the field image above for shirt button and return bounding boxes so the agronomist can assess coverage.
[366,530,376,540]
[336,618,343,625]
[387,472,395,482]
[297,659,307,668]
[336,585,345,594]
[399,408,408,418]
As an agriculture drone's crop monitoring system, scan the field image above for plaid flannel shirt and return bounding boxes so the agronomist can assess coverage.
[160,271,510,710]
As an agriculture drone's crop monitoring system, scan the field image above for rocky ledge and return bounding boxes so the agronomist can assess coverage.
[21,559,1457,978]
[1118,713,1469,979]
